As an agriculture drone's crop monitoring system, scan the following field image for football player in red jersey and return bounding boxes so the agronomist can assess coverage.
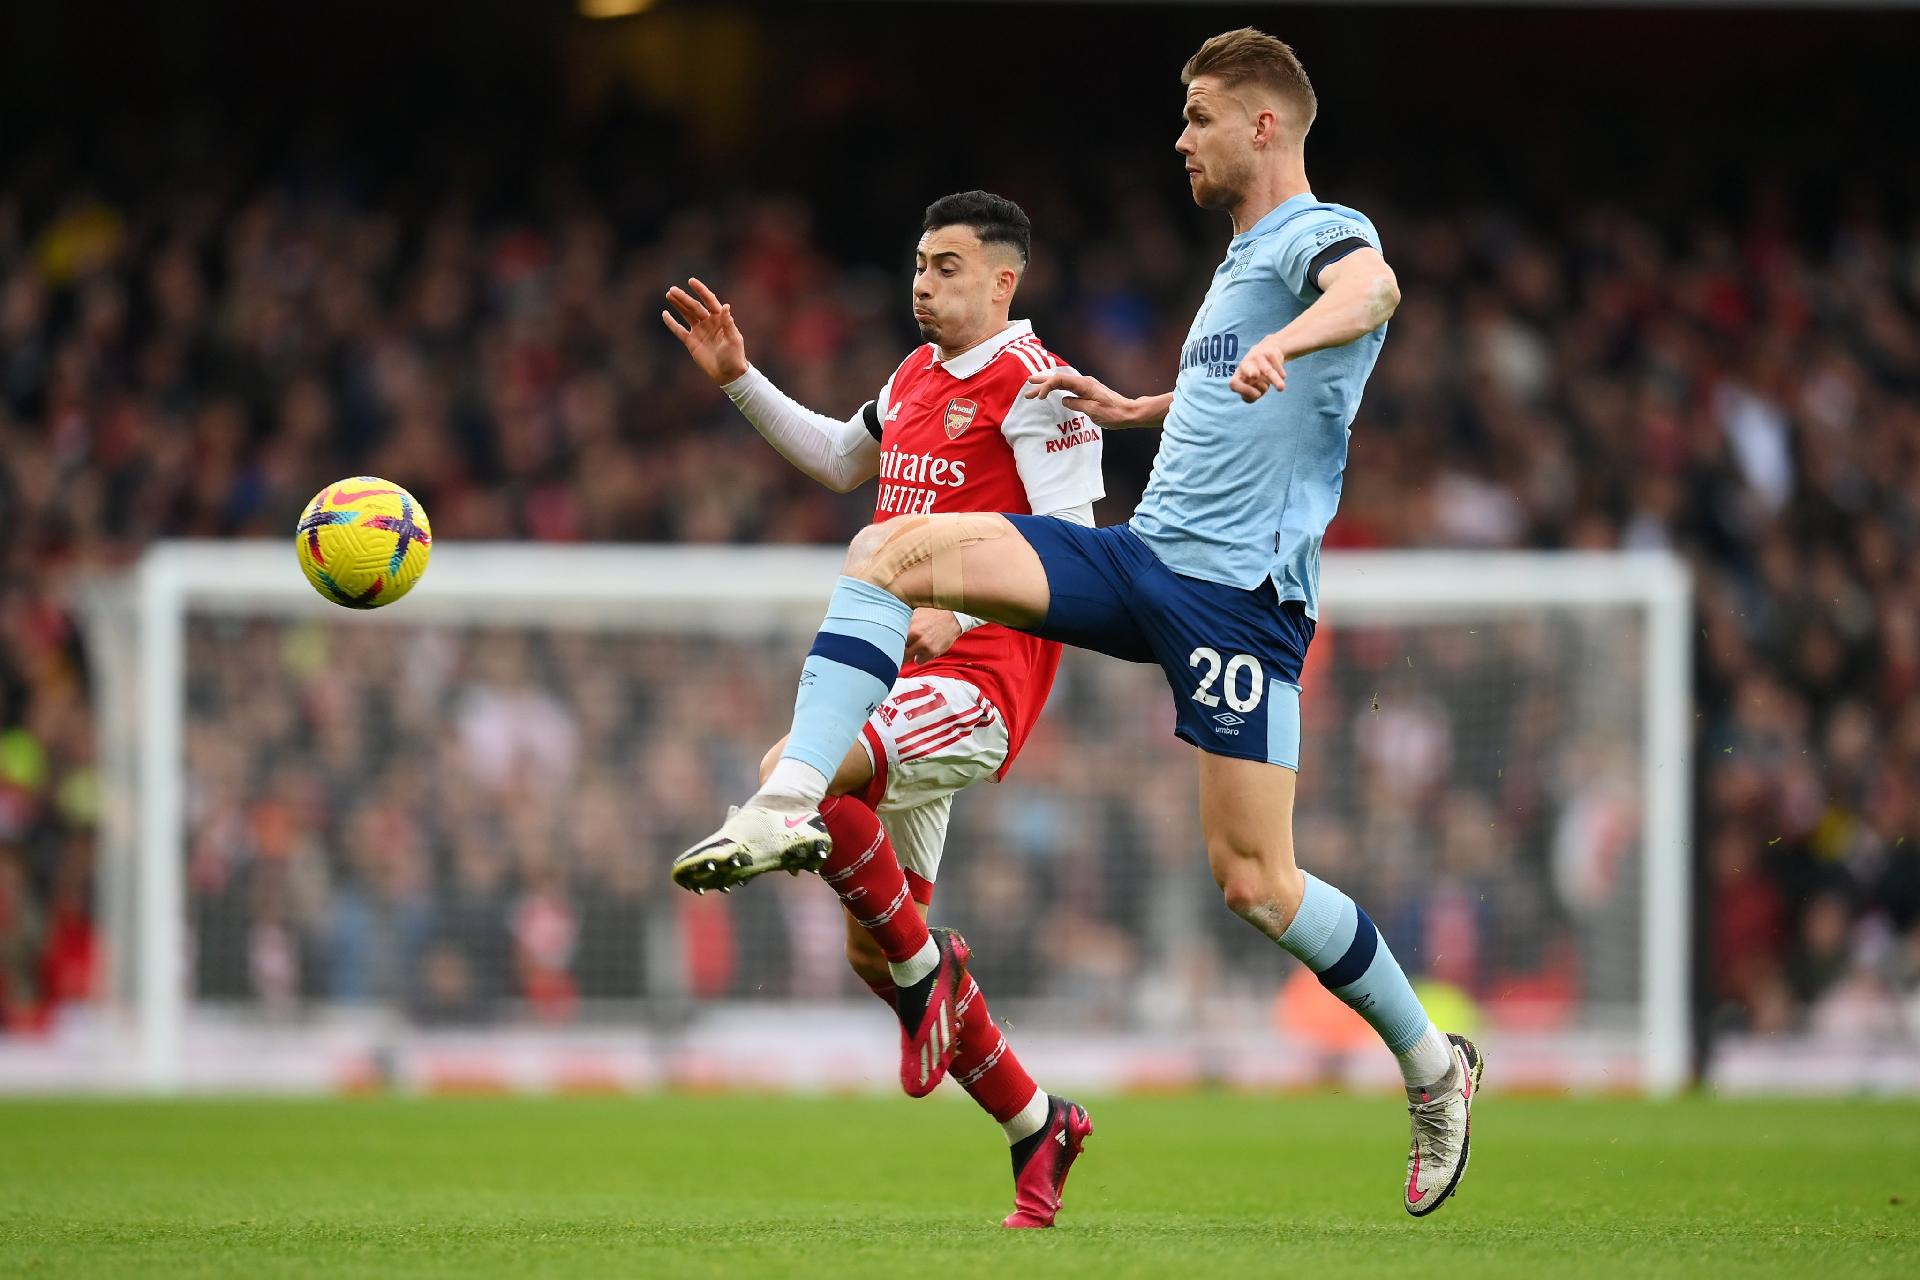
[662,192,1098,1227]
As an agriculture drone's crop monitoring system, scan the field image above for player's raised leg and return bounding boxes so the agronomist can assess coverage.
[1198,751,1481,1215]
[758,512,1051,809]
[675,514,1049,872]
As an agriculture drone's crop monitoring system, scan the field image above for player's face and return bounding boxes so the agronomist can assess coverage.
[1176,77,1255,212]
[912,226,1009,348]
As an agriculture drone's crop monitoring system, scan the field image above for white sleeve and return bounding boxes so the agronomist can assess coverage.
[999,372,1105,515]
[722,364,881,494]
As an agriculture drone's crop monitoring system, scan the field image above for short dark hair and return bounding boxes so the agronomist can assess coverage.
[922,190,1031,269]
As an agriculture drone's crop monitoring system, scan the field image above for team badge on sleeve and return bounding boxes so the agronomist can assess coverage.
[944,398,978,440]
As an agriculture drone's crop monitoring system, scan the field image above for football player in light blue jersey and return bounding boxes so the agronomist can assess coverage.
[677,27,1482,1217]
[1127,192,1386,615]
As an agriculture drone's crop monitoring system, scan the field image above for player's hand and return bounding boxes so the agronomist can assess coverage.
[661,277,749,385]
[1229,336,1289,402]
[1023,370,1156,428]
[904,609,964,664]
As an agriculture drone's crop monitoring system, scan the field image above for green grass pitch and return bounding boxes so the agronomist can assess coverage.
[2,1094,1916,1277]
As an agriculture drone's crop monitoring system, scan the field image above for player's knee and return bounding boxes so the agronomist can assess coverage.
[1219,872,1285,927]
[1211,842,1305,933]
[844,932,890,986]
[844,520,908,587]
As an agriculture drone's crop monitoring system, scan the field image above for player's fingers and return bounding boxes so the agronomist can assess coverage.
[1024,370,1085,399]
[665,286,711,322]
[660,309,692,340]
[1063,397,1099,415]
[688,277,725,313]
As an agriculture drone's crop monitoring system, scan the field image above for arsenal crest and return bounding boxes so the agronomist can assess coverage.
[943,397,978,440]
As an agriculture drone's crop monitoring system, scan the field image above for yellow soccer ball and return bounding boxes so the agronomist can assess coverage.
[294,477,433,609]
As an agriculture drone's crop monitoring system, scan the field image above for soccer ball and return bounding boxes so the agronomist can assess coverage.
[295,477,433,609]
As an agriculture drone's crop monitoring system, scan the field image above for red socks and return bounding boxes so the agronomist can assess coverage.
[827,794,1037,1124]
[818,795,931,963]
[947,973,1039,1123]
[858,973,1034,1123]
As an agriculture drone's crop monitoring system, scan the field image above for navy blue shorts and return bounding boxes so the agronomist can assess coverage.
[1007,516,1315,768]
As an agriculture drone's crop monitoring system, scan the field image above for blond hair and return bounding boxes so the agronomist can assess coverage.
[1182,28,1316,131]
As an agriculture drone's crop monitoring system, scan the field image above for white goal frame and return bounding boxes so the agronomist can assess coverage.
[117,542,1692,1096]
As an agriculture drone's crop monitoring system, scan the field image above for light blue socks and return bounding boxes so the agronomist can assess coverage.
[1279,872,1451,1084]
[761,576,912,803]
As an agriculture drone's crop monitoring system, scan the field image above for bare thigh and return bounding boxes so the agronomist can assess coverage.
[851,513,1051,630]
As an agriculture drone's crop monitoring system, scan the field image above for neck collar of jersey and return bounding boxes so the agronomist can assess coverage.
[1231,192,1316,250]
[932,319,1033,379]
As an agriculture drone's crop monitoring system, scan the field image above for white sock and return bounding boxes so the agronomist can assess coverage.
[755,758,829,810]
[1396,1023,1455,1090]
[887,938,938,988]
[1000,1088,1048,1144]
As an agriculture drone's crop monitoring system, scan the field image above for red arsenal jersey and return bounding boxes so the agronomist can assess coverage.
[863,321,1103,775]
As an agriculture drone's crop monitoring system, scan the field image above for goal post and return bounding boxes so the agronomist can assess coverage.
[1313,551,1693,1095]
[89,541,1691,1097]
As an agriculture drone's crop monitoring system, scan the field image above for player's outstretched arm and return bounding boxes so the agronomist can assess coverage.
[1021,370,1172,429]
[1229,248,1401,403]
[661,277,880,493]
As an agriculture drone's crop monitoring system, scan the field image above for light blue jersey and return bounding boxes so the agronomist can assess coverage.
[1129,193,1386,618]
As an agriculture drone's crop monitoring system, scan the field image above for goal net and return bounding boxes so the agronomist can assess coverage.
[75,543,1691,1096]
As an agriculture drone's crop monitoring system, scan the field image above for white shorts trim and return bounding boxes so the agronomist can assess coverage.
[858,674,1008,886]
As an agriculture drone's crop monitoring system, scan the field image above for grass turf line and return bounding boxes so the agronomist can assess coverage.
[1,1095,1916,1278]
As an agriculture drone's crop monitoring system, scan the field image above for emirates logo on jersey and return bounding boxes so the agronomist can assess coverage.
[943,397,978,440]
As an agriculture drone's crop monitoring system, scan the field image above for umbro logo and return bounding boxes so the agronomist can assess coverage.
[1212,712,1246,727]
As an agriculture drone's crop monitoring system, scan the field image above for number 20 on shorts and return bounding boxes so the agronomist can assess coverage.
[1188,648,1263,712]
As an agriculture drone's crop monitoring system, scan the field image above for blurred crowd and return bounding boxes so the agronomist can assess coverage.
[1,140,1917,1048]
[171,609,1641,1039]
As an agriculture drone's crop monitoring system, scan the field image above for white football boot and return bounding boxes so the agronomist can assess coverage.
[1403,1033,1484,1217]
[670,804,831,894]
